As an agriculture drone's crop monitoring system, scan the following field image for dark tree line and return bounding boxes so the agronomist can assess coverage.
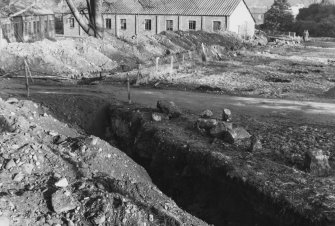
[293,3,335,37]
[261,0,335,37]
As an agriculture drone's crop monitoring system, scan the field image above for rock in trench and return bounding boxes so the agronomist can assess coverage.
[200,109,213,119]
[55,178,69,188]
[21,163,34,175]
[196,118,218,132]
[157,100,182,118]
[152,112,168,122]
[222,127,251,144]
[5,159,16,170]
[209,121,233,138]
[13,172,24,182]
[5,98,19,104]
[222,108,232,122]
[304,149,331,176]
[52,190,77,214]
[248,135,262,152]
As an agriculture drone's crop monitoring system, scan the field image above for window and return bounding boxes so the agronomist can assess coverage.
[189,20,196,30]
[37,21,40,33]
[28,22,32,34]
[166,20,173,31]
[145,19,151,30]
[45,20,48,32]
[24,22,28,34]
[106,18,112,29]
[33,21,37,34]
[213,21,221,31]
[121,19,126,30]
[69,18,75,28]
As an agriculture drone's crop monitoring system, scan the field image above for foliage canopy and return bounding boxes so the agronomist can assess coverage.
[262,0,294,31]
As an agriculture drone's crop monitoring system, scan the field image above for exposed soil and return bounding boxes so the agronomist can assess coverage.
[1,79,334,225]
[0,96,207,225]
[119,44,335,101]
[1,33,335,226]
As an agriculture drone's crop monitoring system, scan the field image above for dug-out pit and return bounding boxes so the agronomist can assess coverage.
[33,93,329,226]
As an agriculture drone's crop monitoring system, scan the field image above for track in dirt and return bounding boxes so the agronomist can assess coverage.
[2,79,335,126]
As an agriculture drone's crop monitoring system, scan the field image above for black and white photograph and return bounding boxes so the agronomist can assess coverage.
[0,0,335,225]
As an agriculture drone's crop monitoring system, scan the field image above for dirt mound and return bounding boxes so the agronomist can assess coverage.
[0,39,117,78]
[0,30,246,79]
[159,30,245,51]
[0,97,206,225]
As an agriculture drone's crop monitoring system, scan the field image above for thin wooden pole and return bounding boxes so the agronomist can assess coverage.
[24,59,34,83]
[24,61,30,97]
[155,57,160,73]
[170,55,173,73]
[137,63,141,82]
[127,73,131,104]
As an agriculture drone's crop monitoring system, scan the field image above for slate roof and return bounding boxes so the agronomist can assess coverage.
[0,3,54,18]
[102,0,245,16]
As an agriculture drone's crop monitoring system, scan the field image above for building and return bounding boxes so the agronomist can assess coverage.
[61,0,255,38]
[0,3,55,43]
[249,7,268,25]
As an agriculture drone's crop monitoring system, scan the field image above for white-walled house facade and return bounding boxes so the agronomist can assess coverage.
[61,0,255,38]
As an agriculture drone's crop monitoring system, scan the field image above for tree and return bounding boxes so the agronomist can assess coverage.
[293,3,335,37]
[65,0,103,38]
[262,0,294,31]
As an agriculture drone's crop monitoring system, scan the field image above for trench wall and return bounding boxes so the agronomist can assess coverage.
[107,104,319,226]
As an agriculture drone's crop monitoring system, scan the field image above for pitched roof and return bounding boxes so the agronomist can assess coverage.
[0,3,53,18]
[102,0,244,16]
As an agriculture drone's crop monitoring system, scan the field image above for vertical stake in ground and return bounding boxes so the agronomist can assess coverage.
[24,59,30,97]
[170,55,174,73]
[155,57,160,74]
[188,51,192,60]
[182,53,185,65]
[201,43,207,63]
[137,63,141,83]
[127,73,131,104]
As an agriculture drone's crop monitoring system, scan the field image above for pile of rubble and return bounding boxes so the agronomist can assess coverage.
[196,109,262,151]
[150,100,261,152]
[0,97,206,225]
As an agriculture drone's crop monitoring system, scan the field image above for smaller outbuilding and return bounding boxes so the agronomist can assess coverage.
[0,3,55,43]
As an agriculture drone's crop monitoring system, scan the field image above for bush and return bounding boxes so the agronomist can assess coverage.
[293,3,335,37]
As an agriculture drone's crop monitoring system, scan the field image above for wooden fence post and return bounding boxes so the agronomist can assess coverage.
[24,60,30,97]
[155,57,160,73]
[127,73,131,104]
[201,43,207,63]
[170,55,174,73]
[137,63,141,83]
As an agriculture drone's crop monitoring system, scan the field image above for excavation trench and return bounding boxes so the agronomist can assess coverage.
[32,94,327,226]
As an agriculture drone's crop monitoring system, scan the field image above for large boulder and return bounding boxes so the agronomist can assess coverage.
[222,127,251,144]
[209,121,233,138]
[157,100,182,118]
[196,118,218,133]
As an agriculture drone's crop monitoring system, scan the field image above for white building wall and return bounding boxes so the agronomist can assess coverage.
[229,1,255,37]
[63,13,89,37]
[157,15,179,33]
[202,16,228,32]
